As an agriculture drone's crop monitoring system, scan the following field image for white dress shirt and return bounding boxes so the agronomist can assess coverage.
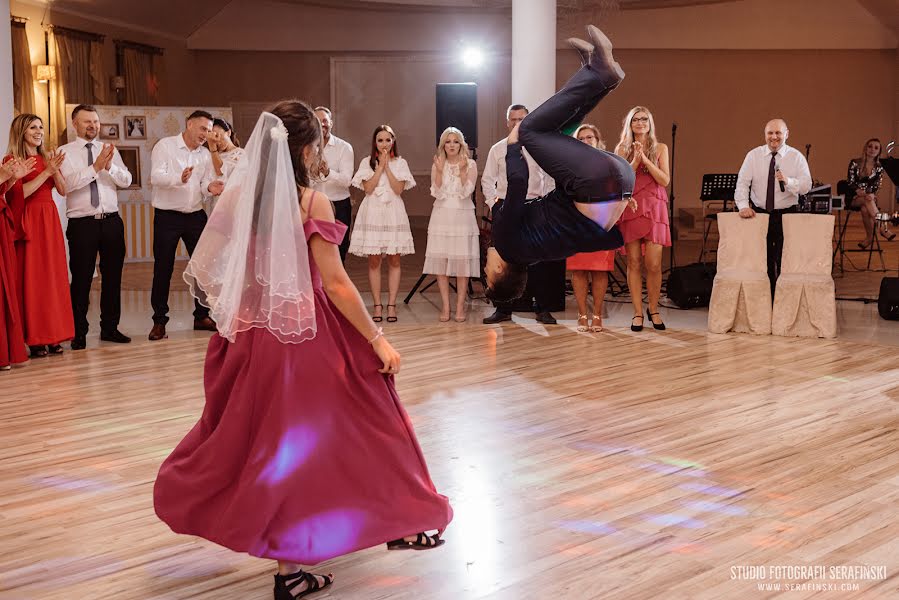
[150,134,215,213]
[58,137,132,218]
[735,143,812,211]
[481,138,555,209]
[312,134,354,201]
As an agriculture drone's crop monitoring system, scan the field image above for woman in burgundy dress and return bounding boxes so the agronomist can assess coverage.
[154,101,452,600]
[4,114,72,357]
[0,156,35,370]
[614,106,671,332]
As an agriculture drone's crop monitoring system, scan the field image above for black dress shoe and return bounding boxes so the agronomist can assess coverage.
[71,336,87,350]
[193,317,217,331]
[482,310,513,324]
[535,311,557,325]
[100,330,132,343]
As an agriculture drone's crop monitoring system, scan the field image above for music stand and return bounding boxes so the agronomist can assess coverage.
[697,173,738,263]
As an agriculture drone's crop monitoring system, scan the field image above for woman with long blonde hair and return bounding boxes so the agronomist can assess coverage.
[423,127,479,322]
[3,114,73,356]
[847,138,892,246]
[566,124,617,332]
[614,106,670,332]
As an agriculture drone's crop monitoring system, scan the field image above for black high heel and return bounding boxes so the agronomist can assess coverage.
[647,308,666,331]
[372,304,383,323]
[386,304,398,323]
[631,315,644,332]
[273,569,333,599]
[880,227,896,242]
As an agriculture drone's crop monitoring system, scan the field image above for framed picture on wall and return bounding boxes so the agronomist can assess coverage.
[99,123,119,140]
[124,115,147,140]
[117,146,141,190]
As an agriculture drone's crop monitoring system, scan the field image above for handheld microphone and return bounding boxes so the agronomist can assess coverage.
[775,163,785,193]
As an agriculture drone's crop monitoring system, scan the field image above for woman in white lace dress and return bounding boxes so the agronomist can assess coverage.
[207,118,245,213]
[423,127,479,322]
[348,125,415,323]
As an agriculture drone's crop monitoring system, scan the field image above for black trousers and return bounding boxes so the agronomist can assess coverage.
[332,197,352,262]
[753,204,798,295]
[66,213,126,337]
[518,61,633,204]
[151,209,209,324]
[495,259,567,314]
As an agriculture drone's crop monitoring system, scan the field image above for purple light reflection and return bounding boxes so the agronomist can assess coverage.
[257,425,318,485]
[279,508,366,562]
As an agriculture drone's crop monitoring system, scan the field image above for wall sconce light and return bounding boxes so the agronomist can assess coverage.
[111,75,126,91]
[35,64,57,83]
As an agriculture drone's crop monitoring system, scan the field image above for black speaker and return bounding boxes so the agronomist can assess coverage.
[667,263,717,308]
[436,83,477,149]
[878,277,899,320]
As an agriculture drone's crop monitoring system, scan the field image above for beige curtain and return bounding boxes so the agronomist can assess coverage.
[122,47,160,106]
[50,31,107,146]
[48,32,68,148]
[10,21,35,115]
[89,40,108,105]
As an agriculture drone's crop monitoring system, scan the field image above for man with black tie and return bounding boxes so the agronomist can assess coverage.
[58,104,133,350]
[735,119,812,295]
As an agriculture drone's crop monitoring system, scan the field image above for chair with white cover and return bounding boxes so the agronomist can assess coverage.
[772,214,837,338]
[708,212,771,334]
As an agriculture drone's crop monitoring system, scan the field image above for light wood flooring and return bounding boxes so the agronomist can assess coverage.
[1,221,899,600]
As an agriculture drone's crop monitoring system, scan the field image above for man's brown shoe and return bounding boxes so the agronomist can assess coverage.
[149,323,167,341]
[193,317,217,332]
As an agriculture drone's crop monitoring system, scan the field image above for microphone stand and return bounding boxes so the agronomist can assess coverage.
[667,122,678,271]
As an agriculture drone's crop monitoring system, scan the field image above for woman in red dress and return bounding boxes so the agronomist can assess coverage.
[566,124,618,333]
[4,114,72,357]
[614,106,671,332]
[0,156,35,369]
[155,102,451,599]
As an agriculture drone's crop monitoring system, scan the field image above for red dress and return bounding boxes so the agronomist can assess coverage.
[3,155,74,346]
[154,217,452,565]
[0,182,27,367]
[617,158,672,254]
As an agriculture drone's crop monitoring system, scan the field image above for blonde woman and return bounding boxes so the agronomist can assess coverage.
[566,124,617,332]
[424,127,479,322]
[3,114,73,356]
[847,138,891,246]
[614,106,670,332]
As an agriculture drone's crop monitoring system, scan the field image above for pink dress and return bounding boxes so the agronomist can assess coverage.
[566,250,614,271]
[616,158,671,253]
[154,216,453,565]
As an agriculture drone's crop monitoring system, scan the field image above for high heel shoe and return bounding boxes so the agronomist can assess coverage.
[372,304,383,323]
[858,240,873,250]
[647,308,666,331]
[880,227,896,242]
[576,314,589,332]
[590,315,603,333]
[631,315,644,332]
[386,304,398,323]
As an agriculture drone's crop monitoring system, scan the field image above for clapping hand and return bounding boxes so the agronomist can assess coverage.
[207,180,225,196]
[632,141,645,163]
[44,151,66,175]
[92,144,116,172]
[432,154,445,170]
[3,157,37,180]
[181,166,194,183]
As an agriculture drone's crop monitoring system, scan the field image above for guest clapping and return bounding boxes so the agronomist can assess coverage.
[3,114,73,357]
[423,127,479,322]
[348,125,416,323]
[614,106,670,331]
[848,138,892,246]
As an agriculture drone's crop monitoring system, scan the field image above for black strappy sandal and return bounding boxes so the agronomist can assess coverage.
[29,345,48,358]
[372,304,383,323]
[386,532,444,550]
[647,308,666,331]
[273,569,333,600]
[386,304,398,323]
[48,344,64,355]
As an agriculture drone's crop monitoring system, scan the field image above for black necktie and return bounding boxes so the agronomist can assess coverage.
[765,151,776,212]
[86,143,100,208]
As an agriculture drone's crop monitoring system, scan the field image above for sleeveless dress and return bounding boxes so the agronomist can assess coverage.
[423,159,480,277]
[3,155,74,345]
[616,157,671,253]
[154,206,452,565]
[348,157,415,256]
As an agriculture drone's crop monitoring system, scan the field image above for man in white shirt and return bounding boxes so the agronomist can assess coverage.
[481,103,562,325]
[59,104,134,350]
[148,110,225,341]
[735,118,812,295]
[312,106,354,262]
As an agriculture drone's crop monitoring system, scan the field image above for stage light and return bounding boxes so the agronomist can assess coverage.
[461,47,484,69]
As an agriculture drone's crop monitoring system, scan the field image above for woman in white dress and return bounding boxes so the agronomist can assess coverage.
[207,118,245,213]
[349,125,415,323]
[423,127,478,322]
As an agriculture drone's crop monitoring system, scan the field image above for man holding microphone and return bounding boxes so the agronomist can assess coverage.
[735,118,812,296]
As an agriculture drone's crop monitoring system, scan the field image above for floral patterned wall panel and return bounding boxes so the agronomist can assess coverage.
[66,104,234,262]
